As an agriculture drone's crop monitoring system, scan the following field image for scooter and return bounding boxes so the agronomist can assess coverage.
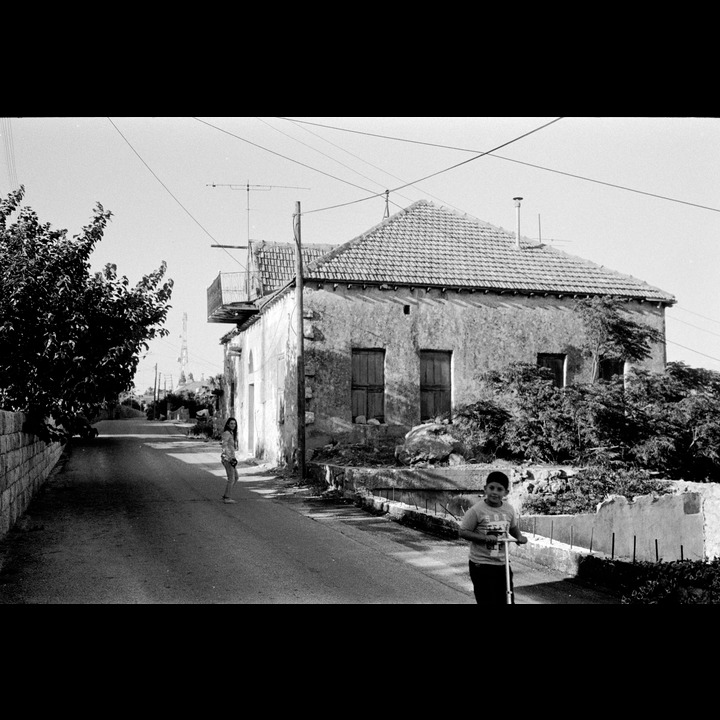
[496,534,520,604]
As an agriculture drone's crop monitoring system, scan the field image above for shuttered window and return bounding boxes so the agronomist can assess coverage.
[352,349,385,422]
[420,350,452,421]
[537,353,566,388]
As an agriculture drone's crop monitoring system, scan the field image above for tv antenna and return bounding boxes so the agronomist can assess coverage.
[207,181,310,297]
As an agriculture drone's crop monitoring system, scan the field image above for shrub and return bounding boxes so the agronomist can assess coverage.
[575,555,720,603]
[623,558,720,604]
[187,419,216,439]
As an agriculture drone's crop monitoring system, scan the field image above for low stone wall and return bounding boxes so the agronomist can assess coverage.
[0,410,63,537]
[309,461,720,564]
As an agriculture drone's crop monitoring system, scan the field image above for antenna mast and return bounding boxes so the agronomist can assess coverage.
[207,182,309,298]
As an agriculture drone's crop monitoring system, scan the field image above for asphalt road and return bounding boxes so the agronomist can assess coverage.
[0,417,619,604]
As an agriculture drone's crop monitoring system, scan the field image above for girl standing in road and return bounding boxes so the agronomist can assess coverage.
[221,417,239,504]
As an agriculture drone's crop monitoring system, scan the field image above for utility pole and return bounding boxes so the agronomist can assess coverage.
[153,364,158,420]
[294,201,306,480]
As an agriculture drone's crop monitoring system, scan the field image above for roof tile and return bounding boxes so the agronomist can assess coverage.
[254,201,675,304]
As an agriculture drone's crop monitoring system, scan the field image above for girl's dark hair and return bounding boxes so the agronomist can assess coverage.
[223,417,238,446]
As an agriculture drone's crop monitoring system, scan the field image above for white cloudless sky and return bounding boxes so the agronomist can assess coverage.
[3,116,719,393]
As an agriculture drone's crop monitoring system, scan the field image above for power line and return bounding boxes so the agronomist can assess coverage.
[673,305,720,327]
[280,116,463,213]
[1,117,19,190]
[106,118,246,271]
[193,117,564,216]
[667,314,720,339]
[304,118,565,215]
[277,117,720,215]
[666,339,720,365]
[192,117,377,196]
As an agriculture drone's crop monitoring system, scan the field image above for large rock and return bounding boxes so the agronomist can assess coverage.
[394,423,463,465]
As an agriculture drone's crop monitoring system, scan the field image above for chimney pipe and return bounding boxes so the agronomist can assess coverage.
[513,197,523,249]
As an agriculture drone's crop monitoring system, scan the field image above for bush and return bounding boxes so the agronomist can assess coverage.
[455,361,720,482]
[623,558,720,604]
[187,419,217,440]
[576,555,720,604]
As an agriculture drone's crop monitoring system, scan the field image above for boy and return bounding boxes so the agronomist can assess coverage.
[459,470,527,604]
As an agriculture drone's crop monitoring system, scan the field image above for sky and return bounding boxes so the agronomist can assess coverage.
[2,116,719,394]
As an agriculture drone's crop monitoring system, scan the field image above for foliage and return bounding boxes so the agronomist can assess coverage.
[195,373,224,408]
[451,399,510,460]
[453,361,720,483]
[622,558,720,604]
[187,418,218,440]
[576,555,720,604]
[522,466,672,515]
[0,187,173,441]
[470,363,576,463]
[623,364,720,481]
[573,296,663,383]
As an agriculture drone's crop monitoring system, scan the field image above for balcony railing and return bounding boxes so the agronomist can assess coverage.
[207,272,259,324]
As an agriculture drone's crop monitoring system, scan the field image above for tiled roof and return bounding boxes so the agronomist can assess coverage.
[251,240,337,294]
[301,200,675,304]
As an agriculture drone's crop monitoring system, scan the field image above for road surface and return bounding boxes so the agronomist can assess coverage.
[0,417,619,604]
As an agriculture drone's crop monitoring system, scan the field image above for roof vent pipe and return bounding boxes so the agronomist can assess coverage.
[513,197,523,250]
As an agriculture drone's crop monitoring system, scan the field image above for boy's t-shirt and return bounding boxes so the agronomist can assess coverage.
[460,499,518,565]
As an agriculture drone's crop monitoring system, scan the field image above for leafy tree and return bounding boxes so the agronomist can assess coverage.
[574,296,663,382]
[469,363,577,463]
[624,363,720,481]
[0,187,173,441]
[454,360,720,482]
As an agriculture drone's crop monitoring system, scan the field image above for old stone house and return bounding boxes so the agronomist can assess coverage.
[207,200,675,467]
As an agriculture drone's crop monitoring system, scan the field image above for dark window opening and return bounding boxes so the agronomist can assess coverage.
[420,350,452,421]
[403,305,410,315]
[599,357,624,381]
[352,349,385,423]
[537,353,566,388]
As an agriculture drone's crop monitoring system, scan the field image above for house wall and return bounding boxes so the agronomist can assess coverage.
[303,285,666,444]
[222,285,667,469]
[223,294,296,465]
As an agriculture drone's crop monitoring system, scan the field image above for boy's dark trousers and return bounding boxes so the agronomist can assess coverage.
[469,561,514,604]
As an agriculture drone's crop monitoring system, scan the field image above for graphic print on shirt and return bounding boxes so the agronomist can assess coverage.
[483,516,510,558]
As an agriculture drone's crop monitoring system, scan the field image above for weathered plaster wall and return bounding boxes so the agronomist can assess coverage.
[223,294,293,464]
[222,283,666,469]
[0,411,63,537]
[520,492,705,562]
[303,285,666,438]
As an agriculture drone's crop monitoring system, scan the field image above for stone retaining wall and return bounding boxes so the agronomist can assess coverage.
[0,410,63,537]
[309,461,720,564]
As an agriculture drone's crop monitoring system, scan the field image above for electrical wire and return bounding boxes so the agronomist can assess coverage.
[666,339,720,365]
[106,118,246,271]
[192,117,564,216]
[277,117,720,215]
[673,305,720,326]
[667,314,720,339]
[2,118,19,190]
[270,117,467,215]
[304,118,565,215]
[192,117,377,196]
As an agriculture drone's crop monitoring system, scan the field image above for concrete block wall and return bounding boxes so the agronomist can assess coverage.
[0,410,63,537]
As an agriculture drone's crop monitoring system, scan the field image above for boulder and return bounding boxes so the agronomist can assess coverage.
[394,422,463,465]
